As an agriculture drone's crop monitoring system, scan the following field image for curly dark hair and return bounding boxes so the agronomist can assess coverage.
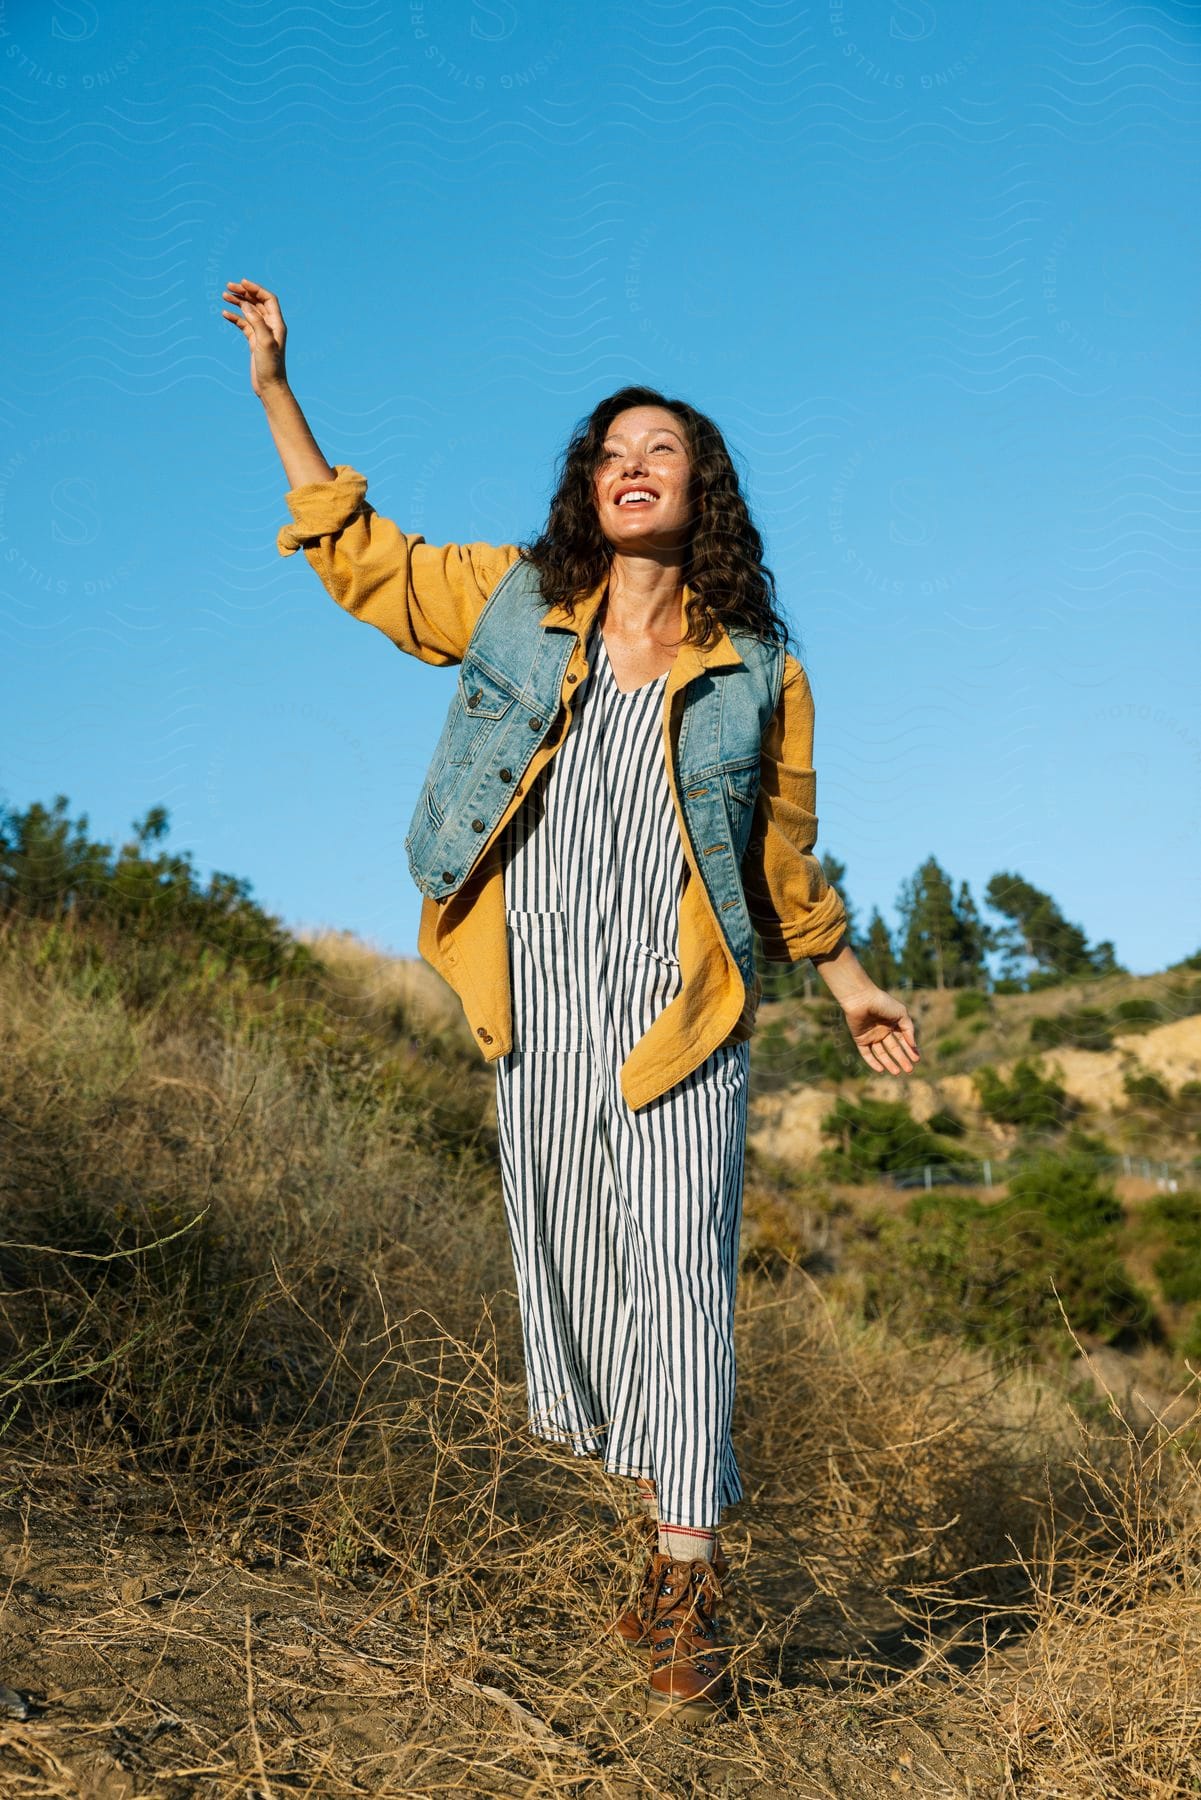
[518,385,796,653]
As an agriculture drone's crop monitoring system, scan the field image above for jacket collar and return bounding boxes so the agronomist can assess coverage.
[539,575,744,687]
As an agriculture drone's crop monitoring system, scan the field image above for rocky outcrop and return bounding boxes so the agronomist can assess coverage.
[748,1014,1201,1168]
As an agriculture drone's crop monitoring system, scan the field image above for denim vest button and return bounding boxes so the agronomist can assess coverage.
[528,716,542,730]
[468,688,482,706]
[499,767,512,781]
[442,870,454,881]
[471,818,485,832]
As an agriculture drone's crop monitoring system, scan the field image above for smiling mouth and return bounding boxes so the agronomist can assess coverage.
[616,490,658,507]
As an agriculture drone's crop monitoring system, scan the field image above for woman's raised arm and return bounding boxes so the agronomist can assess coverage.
[222,277,335,488]
[222,277,521,666]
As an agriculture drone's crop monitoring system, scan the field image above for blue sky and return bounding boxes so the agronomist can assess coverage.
[1,0,1198,976]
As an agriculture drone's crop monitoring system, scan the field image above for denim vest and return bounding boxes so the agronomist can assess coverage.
[403,557,785,986]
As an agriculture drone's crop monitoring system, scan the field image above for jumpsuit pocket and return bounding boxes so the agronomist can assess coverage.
[505,909,586,1053]
[629,939,683,1025]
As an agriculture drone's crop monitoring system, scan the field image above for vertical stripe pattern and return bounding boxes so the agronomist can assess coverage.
[494,617,750,1528]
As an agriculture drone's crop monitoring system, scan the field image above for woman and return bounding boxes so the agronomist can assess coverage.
[223,277,920,1725]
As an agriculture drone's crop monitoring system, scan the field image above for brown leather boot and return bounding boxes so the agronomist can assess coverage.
[643,1553,731,1723]
[613,1526,729,1659]
[611,1513,659,1653]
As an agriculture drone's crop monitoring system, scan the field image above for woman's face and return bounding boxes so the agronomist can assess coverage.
[593,406,696,555]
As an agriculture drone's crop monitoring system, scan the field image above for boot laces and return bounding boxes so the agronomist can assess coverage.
[650,1557,725,1637]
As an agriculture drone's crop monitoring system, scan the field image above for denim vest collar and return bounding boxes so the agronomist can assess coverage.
[538,577,746,687]
[404,557,783,987]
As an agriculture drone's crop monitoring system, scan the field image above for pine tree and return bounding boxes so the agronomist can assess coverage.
[898,857,961,989]
[860,908,899,988]
[984,872,1120,984]
[820,849,855,947]
[895,859,996,991]
[0,794,111,922]
[951,880,990,988]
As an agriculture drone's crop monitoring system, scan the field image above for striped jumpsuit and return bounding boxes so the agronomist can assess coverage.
[494,613,751,1530]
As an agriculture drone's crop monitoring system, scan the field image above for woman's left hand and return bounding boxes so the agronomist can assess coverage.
[839,986,921,1076]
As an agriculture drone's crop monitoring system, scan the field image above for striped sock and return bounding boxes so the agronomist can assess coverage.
[658,1522,717,1562]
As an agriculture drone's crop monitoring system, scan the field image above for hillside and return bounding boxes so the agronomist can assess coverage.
[1,913,1199,1797]
[750,1011,1201,1179]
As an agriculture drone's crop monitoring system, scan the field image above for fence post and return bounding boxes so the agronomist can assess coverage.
[983,1158,992,1189]
[924,1165,933,1190]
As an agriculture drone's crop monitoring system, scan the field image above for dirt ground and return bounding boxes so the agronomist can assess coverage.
[0,1485,1008,1800]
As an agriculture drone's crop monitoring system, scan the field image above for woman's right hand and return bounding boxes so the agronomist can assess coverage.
[222,278,288,398]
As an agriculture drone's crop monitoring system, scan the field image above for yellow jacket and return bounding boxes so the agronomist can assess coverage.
[277,464,849,1109]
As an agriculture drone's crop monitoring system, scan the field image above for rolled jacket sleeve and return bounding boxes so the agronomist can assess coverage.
[742,654,849,961]
[277,463,522,667]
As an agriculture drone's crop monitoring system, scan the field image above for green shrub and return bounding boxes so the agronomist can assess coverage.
[1120,1077,1201,1148]
[1124,1070,1172,1105]
[1122,1072,1175,1124]
[1179,1309,1201,1360]
[749,1018,792,1091]
[975,1059,1071,1132]
[1145,1195,1201,1238]
[1178,1082,1201,1141]
[954,990,988,1020]
[801,997,848,1032]
[1004,1151,1123,1239]
[1154,1243,1201,1308]
[819,1096,962,1183]
[0,795,320,1002]
[936,1034,965,1058]
[1136,1189,1201,1309]
[1061,1126,1114,1159]
[1029,1008,1113,1052]
[1158,977,1201,1016]
[751,1019,858,1093]
[1113,997,1165,1028]
[865,1154,1155,1356]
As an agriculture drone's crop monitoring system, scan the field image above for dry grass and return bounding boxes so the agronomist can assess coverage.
[294,926,468,1041]
[1,919,1199,1796]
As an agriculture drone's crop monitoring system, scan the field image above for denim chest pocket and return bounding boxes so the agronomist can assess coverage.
[722,766,759,806]
[720,759,761,857]
[451,654,525,766]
